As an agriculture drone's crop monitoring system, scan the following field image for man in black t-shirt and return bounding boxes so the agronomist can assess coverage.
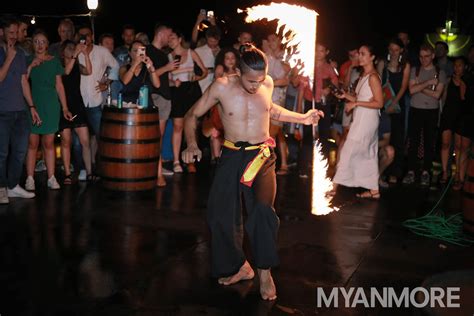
[146,24,179,186]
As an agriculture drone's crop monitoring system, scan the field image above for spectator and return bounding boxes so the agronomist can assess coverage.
[402,44,446,186]
[49,18,75,57]
[0,17,39,203]
[113,24,135,67]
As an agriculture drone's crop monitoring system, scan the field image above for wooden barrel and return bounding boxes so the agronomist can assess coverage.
[99,107,160,191]
[462,156,474,234]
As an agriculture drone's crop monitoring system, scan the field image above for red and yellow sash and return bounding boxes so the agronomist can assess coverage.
[223,138,276,187]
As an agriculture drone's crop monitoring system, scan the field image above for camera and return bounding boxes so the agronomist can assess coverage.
[79,35,87,44]
[174,54,181,62]
[327,81,344,96]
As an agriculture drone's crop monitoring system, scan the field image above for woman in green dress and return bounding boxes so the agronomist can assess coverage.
[25,30,73,190]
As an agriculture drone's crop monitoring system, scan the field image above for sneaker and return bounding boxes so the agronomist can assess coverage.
[7,185,35,199]
[47,175,61,190]
[78,169,87,181]
[402,171,415,185]
[35,160,46,172]
[173,162,183,173]
[420,171,430,186]
[25,176,35,191]
[0,187,9,204]
[162,167,174,176]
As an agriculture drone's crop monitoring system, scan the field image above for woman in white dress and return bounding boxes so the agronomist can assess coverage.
[331,44,384,199]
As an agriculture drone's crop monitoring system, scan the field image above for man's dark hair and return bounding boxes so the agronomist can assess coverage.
[1,16,19,30]
[122,24,135,34]
[205,26,221,40]
[77,24,93,34]
[98,33,114,44]
[420,43,434,54]
[239,44,267,73]
[435,41,449,51]
[154,23,170,35]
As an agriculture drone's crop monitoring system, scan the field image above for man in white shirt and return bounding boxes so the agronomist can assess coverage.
[76,25,119,173]
[195,27,221,93]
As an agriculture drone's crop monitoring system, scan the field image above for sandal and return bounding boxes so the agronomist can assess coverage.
[86,174,99,182]
[63,174,73,185]
[276,166,289,176]
[173,162,183,173]
[452,180,464,191]
[356,190,380,200]
[439,172,449,184]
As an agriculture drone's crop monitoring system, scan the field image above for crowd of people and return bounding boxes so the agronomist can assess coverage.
[1,12,474,205]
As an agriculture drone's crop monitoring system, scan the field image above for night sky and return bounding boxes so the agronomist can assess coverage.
[4,0,474,63]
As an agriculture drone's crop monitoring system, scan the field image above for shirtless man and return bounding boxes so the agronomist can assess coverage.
[182,45,323,300]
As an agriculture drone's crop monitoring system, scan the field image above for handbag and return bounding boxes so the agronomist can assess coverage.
[382,68,401,113]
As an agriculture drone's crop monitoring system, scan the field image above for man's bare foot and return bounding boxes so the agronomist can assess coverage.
[218,261,255,286]
[258,269,277,300]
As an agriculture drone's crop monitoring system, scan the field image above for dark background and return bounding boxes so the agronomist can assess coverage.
[4,0,474,63]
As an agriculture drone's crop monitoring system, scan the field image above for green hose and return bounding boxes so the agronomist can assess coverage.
[403,176,474,247]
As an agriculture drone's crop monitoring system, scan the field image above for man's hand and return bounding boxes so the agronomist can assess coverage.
[6,42,17,61]
[301,109,324,125]
[182,144,202,164]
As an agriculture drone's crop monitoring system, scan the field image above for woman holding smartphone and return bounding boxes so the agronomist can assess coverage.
[59,39,94,183]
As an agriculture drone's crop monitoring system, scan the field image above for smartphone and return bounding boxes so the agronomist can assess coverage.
[207,10,214,19]
[174,54,181,62]
[200,9,206,16]
[138,46,146,56]
[79,35,87,44]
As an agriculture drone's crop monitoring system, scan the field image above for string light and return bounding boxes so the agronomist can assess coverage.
[30,16,36,25]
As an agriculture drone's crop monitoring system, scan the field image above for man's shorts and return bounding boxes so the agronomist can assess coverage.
[151,93,171,121]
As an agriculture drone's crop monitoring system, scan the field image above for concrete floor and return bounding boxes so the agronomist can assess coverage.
[1,162,473,316]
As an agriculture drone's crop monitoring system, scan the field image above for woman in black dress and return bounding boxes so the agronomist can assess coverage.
[440,57,472,189]
[59,40,93,183]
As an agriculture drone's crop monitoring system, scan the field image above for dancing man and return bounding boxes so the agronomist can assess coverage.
[182,45,323,300]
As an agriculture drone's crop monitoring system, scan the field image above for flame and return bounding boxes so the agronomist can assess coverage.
[311,142,339,215]
[240,2,318,82]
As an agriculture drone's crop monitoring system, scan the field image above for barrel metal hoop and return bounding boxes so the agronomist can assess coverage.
[99,136,160,144]
[100,175,157,182]
[99,156,159,163]
[101,118,159,126]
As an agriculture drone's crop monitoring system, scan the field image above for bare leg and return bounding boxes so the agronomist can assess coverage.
[440,130,452,179]
[172,118,184,165]
[258,269,277,300]
[455,134,471,182]
[41,134,56,179]
[218,260,255,286]
[26,134,40,177]
[379,145,395,175]
[76,127,92,175]
[60,129,72,176]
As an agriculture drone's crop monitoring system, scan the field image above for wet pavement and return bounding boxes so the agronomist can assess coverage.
[1,162,473,316]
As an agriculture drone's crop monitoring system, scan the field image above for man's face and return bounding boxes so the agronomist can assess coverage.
[207,36,220,49]
[122,29,135,46]
[58,23,74,41]
[419,49,434,67]
[238,32,252,45]
[240,68,266,94]
[435,44,448,58]
[100,37,114,53]
[398,32,409,47]
[4,24,18,46]
[18,22,28,42]
[77,28,93,47]
[159,28,172,47]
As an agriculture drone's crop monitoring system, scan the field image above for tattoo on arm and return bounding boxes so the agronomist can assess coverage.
[270,107,282,120]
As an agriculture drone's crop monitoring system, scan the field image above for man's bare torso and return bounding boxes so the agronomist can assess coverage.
[215,75,272,144]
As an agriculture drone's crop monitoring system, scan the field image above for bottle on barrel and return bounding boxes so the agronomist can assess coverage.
[139,84,149,108]
[106,83,112,106]
[117,93,123,109]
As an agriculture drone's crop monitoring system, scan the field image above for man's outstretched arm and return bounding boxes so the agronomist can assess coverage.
[269,102,324,125]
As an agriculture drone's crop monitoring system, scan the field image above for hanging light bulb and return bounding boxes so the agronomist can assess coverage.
[87,0,98,10]
[30,16,36,25]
